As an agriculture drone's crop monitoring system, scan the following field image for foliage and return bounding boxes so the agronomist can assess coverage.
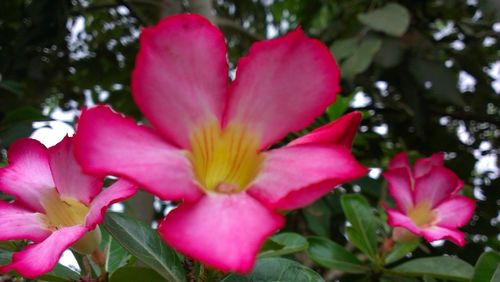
[0,0,498,281]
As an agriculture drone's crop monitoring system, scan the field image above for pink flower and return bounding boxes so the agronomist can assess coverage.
[0,137,137,278]
[383,152,475,246]
[74,14,367,273]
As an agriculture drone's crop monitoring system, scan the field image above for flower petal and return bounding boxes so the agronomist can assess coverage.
[434,196,475,228]
[288,111,362,148]
[85,179,138,229]
[74,106,203,202]
[413,153,444,178]
[421,226,465,246]
[0,201,51,242]
[384,206,422,236]
[48,136,102,205]
[158,193,284,273]
[383,167,414,212]
[132,14,228,148]
[248,144,367,209]
[0,225,87,278]
[225,28,340,149]
[414,166,460,207]
[0,138,54,212]
[388,152,410,170]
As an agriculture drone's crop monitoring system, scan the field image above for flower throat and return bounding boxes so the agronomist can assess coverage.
[188,121,263,193]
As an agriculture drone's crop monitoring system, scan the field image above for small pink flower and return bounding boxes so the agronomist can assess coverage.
[0,137,137,278]
[74,14,367,273]
[383,152,475,246]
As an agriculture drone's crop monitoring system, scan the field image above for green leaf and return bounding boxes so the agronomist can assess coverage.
[106,236,130,275]
[38,264,81,282]
[374,38,404,68]
[222,257,323,282]
[358,3,410,37]
[330,37,358,61]
[341,36,382,79]
[303,199,333,237]
[472,251,500,282]
[409,59,465,106]
[110,267,165,282]
[103,213,185,282]
[327,91,356,121]
[340,194,378,260]
[306,237,368,273]
[391,256,474,281]
[384,241,419,265]
[259,232,308,258]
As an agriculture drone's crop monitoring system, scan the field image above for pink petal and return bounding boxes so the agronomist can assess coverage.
[158,193,284,273]
[421,226,465,246]
[388,152,410,170]
[0,201,51,242]
[74,106,203,202]
[0,138,54,212]
[434,196,475,228]
[225,28,341,149]
[414,166,460,207]
[85,179,138,229]
[48,136,102,205]
[0,225,87,278]
[413,153,444,178]
[383,167,414,212]
[132,14,228,148]
[248,144,367,210]
[384,206,422,236]
[287,111,362,148]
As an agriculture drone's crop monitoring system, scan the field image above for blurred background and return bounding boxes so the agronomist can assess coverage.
[0,0,499,279]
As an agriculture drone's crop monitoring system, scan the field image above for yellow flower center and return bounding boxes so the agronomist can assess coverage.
[41,189,89,228]
[407,201,437,227]
[188,121,263,193]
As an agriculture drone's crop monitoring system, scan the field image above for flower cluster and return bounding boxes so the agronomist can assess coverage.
[383,153,475,246]
[0,13,476,279]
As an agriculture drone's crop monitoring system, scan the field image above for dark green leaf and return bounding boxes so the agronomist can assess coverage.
[472,251,500,282]
[374,38,404,68]
[222,257,323,282]
[358,3,410,37]
[109,267,165,282]
[384,241,419,265]
[38,264,81,282]
[103,213,185,282]
[106,237,130,275]
[391,256,474,281]
[327,91,356,120]
[330,37,358,61]
[340,194,378,260]
[306,237,368,273]
[259,232,308,258]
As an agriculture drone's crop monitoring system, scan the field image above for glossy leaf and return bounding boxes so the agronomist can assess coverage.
[358,3,410,37]
[391,256,474,281]
[105,236,130,275]
[472,251,500,282]
[306,237,368,273]
[103,213,185,282]
[222,257,323,282]
[341,194,378,260]
[259,232,308,258]
[110,266,165,282]
[384,241,419,265]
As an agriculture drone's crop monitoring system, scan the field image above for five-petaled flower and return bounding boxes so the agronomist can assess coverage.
[0,137,137,278]
[383,152,475,246]
[74,14,367,273]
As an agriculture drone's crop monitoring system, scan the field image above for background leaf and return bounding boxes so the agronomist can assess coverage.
[259,232,308,258]
[358,3,411,37]
[109,266,165,282]
[472,251,500,282]
[391,256,474,281]
[306,237,368,273]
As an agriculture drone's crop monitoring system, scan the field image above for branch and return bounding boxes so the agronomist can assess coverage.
[215,17,264,41]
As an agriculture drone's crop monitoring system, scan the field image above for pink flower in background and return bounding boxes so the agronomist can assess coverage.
[74,14,367,273]
[0,137,137,278]
[383,152,475,246]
